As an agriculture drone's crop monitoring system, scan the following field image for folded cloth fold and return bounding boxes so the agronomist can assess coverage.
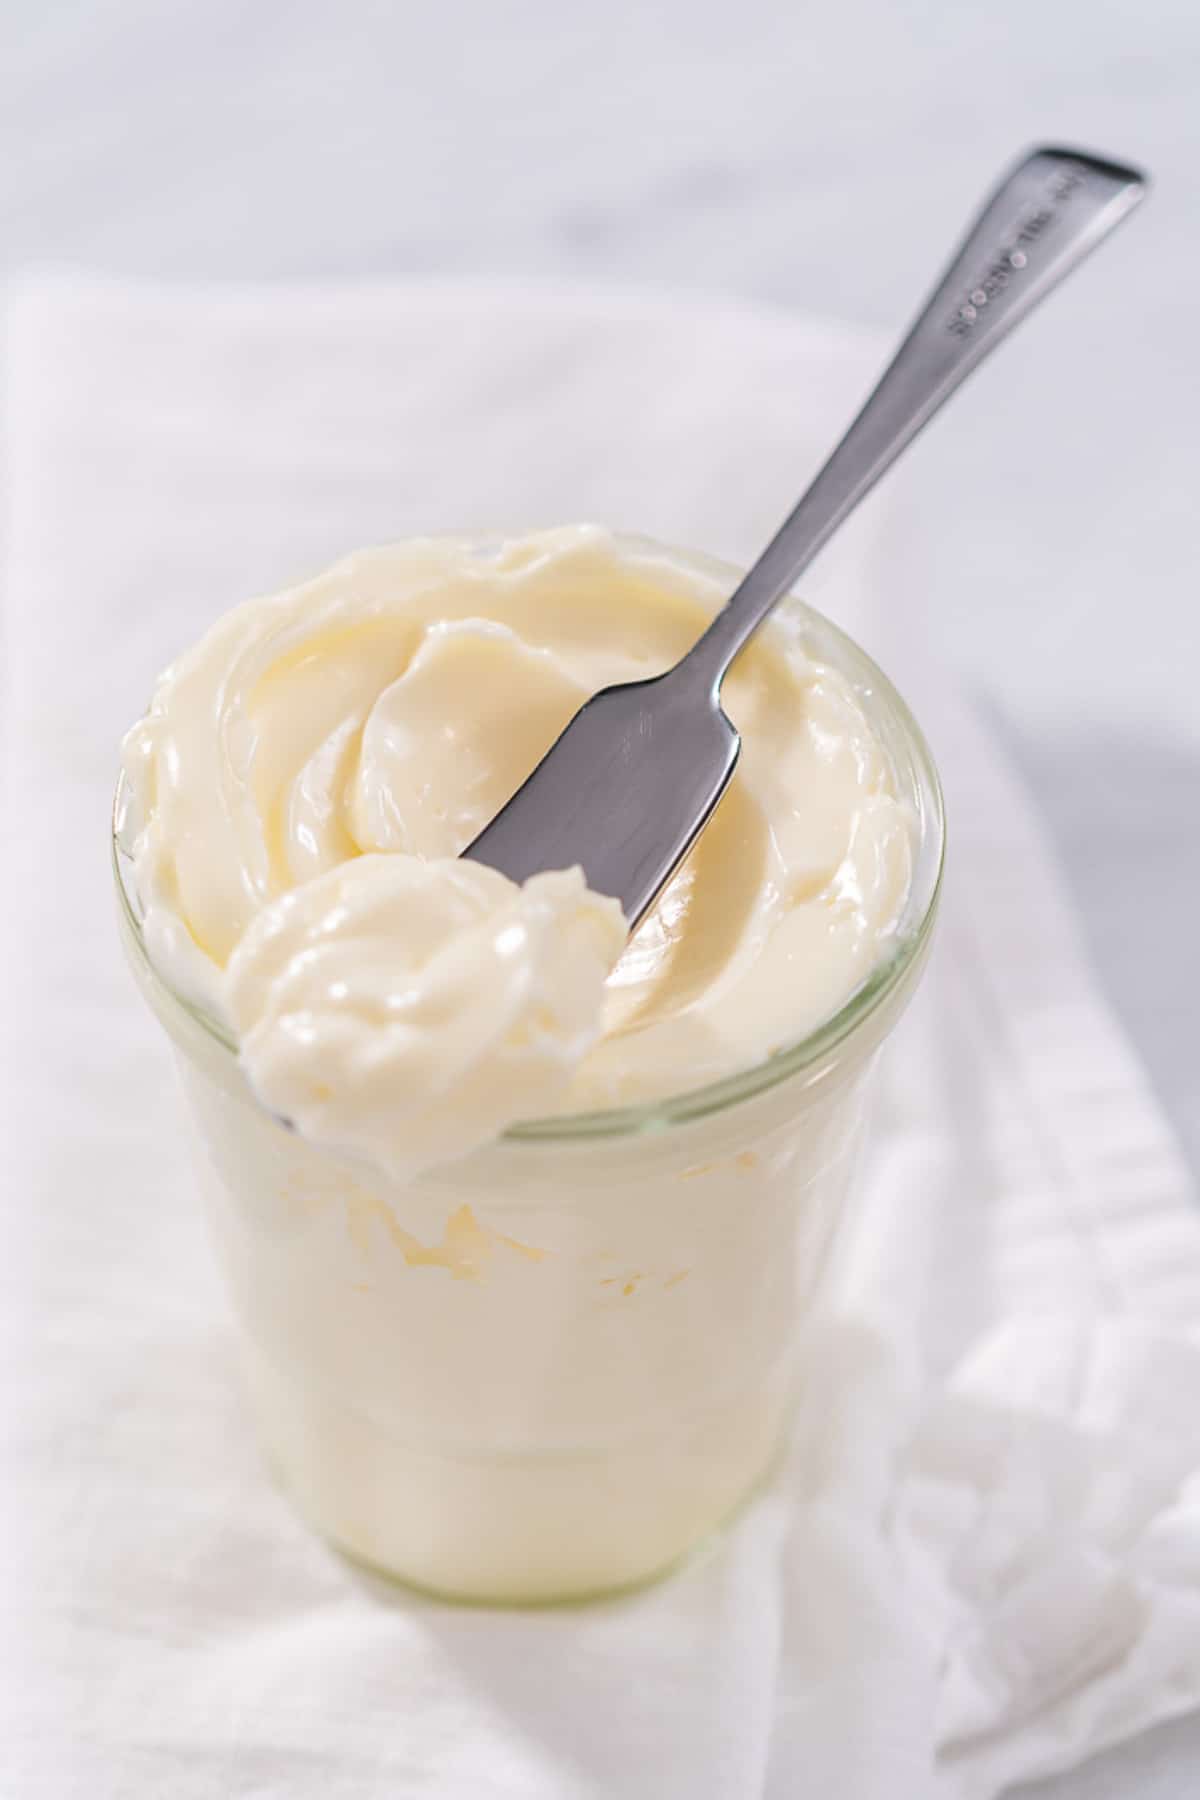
[3,275,1198,1800]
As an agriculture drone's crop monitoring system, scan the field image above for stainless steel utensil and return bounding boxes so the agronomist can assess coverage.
[465,145,1146,925]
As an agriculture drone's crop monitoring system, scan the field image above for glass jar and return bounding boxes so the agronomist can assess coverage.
[113,542,943,1605]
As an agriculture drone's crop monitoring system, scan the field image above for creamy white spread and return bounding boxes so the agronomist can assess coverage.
[225,858,623,1175]
[122,525,912,1173]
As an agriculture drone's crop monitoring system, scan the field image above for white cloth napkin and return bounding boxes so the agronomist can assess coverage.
[3,275,1199,1800]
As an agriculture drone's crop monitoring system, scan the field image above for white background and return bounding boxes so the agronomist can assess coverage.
[3,3,1198,1792]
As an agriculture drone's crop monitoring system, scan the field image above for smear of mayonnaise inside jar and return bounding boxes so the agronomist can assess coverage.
[121,525,913,1174]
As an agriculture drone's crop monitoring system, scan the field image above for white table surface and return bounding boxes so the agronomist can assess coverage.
[3,3,1197,1792]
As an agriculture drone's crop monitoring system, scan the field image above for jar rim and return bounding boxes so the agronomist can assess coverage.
[112,534,944,1145]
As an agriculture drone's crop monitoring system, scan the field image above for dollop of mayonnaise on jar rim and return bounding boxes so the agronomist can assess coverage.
[116,526,943,1172]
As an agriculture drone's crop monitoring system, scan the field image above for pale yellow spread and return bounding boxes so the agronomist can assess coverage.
[122,525,912,1172]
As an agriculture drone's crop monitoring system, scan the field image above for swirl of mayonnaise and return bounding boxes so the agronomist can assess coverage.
[122,525,913,1171]
[224,857,624,1175]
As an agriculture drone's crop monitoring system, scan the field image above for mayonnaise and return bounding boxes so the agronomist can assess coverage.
[122,525,913,1172]
[225,858,624,1175]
